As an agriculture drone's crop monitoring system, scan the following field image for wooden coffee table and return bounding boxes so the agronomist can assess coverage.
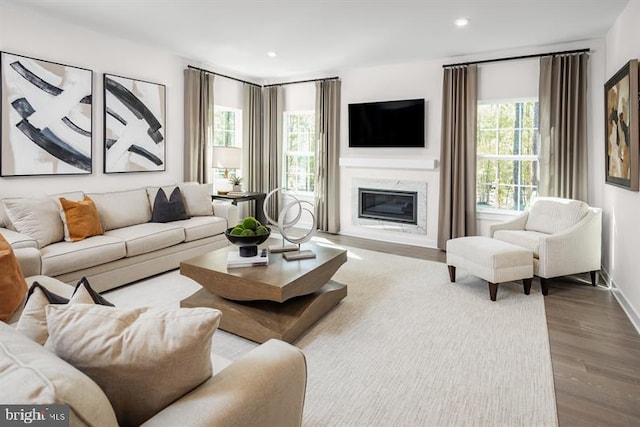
[180,239,348,343]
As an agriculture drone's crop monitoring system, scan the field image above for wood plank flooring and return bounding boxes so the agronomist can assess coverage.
[319,233,640,426]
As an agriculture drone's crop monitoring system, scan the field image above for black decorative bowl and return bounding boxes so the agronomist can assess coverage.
[224,227,271,257]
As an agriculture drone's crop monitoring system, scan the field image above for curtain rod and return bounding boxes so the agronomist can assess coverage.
[442,48,590,68]
[264,76,339,88]
[187,65,261,87]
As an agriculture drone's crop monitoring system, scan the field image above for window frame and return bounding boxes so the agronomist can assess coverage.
[210,105,242,184]
[476,98,539,214]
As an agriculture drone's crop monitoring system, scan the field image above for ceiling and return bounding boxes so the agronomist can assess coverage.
[7,0,629,83]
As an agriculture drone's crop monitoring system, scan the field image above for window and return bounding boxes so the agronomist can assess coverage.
[213,106,241,148]
[211,106,242,182]
[283,111,315,193]
[476,100,539,211]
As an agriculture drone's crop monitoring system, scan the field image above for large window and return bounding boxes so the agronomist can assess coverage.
[476,100,539,211]
[283,111,315,193]
[211,106,242,182]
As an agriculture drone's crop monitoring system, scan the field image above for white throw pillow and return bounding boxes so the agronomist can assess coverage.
[180,183,213,216]
[4,197,64,248]
[46,304,221,427]
[0,322,119,427]
[16,278,113,345]
[0,200,16,230]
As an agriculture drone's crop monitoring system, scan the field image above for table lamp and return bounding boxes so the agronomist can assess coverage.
[212,146,241,179]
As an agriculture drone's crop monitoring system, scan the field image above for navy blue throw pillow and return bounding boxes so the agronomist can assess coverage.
[151,187,190,223]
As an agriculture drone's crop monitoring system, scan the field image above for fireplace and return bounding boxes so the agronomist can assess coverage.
[358,188,417,224]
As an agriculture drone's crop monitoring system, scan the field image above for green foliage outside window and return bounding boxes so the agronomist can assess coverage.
[284,112,316,193]
[214,110,236,147]
[211,107,241,181]
[476,101,539,211]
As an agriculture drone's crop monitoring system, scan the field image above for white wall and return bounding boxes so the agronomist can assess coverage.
[214,76,243,110]
[338,39,604,248]
[603,0,640,329]
[0,3,185,197]
[340,59,442,247]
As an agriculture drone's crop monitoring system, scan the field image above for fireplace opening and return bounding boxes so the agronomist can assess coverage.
[358,188,417,224]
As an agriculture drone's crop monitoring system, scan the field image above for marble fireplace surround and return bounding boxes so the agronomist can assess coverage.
[351,178,427,235]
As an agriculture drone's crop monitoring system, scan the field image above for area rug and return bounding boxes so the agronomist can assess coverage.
[104,238,558,426]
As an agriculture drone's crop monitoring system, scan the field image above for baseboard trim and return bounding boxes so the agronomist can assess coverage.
[602,266,640,335]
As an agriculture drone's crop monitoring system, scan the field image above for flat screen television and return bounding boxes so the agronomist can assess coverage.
[349,98,425,148]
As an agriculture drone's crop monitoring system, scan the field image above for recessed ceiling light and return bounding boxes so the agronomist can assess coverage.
[455,18,469,27]
[267,51,277,58]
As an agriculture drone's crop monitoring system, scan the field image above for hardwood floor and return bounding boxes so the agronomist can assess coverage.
[319,233,640,426]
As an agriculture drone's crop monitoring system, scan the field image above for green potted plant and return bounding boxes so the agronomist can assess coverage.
[229,175,243,192]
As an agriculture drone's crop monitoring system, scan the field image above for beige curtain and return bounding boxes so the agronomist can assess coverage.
[437,65,478,250]
[538,53,589,201]
[183,69,214,183]
[243,84,263,194]
[263,86,283,218]
[315,80,341,233]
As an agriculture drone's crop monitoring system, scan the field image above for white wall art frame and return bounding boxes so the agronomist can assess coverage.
[103,73,166,173]
[1,51,93,176]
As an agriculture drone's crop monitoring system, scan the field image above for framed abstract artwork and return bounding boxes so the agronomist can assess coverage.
[604,59,639,191]
[1,51,93,176]
[103,74,166,173]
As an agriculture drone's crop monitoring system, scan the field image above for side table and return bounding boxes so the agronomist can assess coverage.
[211,192,267,225]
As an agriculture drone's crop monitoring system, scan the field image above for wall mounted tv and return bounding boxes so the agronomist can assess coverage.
[348,98,425,148]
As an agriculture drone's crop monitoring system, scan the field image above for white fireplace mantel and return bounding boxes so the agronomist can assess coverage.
[339,157,438,170]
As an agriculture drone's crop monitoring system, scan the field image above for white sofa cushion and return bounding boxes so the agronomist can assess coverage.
[180,183,213,216]
[525,197,589,235]
[0,228,38,249]
[4,197,64,248]
[172,216,228,242]
[493,229,548,258]
[41,236,127,277]
[0,322,119,427]
[46,305,221,427]
[104,223,185,257]
[88,189,152,231]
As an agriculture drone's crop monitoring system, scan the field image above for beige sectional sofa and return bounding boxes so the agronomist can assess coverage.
[1,274,307,427]
[0,183,238,292]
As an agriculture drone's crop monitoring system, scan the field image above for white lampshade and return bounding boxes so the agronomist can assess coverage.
[212,146,241,169]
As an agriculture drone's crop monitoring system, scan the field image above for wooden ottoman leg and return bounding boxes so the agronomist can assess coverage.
[488,282,498,301]
[523,278,532,295]
[448,265,456,282]
[540,278,549,296]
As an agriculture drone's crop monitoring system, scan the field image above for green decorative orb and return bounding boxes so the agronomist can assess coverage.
[241,216,258,230]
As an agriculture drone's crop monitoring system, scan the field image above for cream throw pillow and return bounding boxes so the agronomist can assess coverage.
[16,278,111,345]
[180,183,213,216]
[46,305,221,427]
[4,197,64,248]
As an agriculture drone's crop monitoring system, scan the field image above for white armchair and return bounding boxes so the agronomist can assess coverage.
[488,197,602,295]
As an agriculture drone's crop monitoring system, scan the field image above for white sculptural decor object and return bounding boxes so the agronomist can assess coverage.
[263,188,317,258]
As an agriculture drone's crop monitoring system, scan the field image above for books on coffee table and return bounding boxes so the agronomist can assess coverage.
[227,251,269,268]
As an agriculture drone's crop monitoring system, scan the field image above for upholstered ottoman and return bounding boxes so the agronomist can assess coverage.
[446,236,533,301]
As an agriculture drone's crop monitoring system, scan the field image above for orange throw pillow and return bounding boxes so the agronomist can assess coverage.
[0,234,28,321]
[59,196,104,242]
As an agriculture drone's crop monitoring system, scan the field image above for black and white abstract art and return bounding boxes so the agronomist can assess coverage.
[1,52,93,176]
[103,74,166,173]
